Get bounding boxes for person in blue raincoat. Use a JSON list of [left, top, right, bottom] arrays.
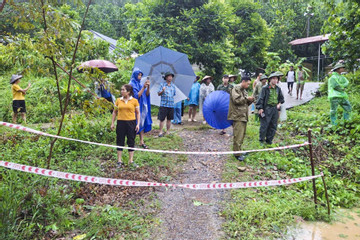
[[94, 78, 116, 113], [184, 76, 200, 122], [129, 69, 152, 149], [171, 101, 183, 125]]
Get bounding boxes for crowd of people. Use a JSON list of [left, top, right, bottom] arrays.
[[9, 62, 352, 167]]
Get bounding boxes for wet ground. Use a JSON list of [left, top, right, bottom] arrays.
[[150, 127, 233, 240], [279, 82, 322, 109], [287, 209, 360, 240]]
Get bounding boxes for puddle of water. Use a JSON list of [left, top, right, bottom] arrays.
[[287, 209, 360, 240]]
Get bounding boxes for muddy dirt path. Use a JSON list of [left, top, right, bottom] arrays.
[[150, 128, 232, 240]]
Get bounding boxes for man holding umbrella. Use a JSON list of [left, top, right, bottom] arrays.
[[158, 72, 176, 137], [228, 76, 254, 161]]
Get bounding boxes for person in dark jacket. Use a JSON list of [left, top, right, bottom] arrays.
[[256, 72, 285, 145]]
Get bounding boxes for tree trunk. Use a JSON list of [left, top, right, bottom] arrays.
[[46, 0, 93, 168], [0, 0, 7, 13]]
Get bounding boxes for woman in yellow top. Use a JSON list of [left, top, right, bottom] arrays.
[[111, 84, 140, 169], [10, 74, 31, 124]]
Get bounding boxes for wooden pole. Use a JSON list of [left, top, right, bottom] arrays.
[[307, 129, 318, 208], [319, 168, 331, 215]]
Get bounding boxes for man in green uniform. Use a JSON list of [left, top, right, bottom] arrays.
[[256, 73, 285, 145], [328, 63, 351, 125], [228, 76, 254, 161]]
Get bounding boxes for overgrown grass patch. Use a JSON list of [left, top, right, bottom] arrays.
[[1, 110, 185, 239], [222, 92, 359, 239]]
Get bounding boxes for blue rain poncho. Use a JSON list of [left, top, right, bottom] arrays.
[[129, 69, 152, 133], [184, 82, 200, 106]]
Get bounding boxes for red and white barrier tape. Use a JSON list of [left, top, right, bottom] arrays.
[[0, 161, 322, 190], [1, 122, 310, 155]]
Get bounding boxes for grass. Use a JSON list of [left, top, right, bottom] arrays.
[[1, 72, 359, 239], [221, 95, 359, 239], [0, 108, 186, 239]]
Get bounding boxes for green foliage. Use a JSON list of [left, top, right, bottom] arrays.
[[227, 0, 271, 72], [264, 52, 309, 78], [2, 1, 360, 239], [223, 187, 326, 239], [1, 75, 61, 123], [82, 3, 129, 39], [259, 0, 329, 61], [1, 2, 111, 78], [322, 0, 360, 69], [107, 57, 135, 90], [264, 52, 282, 74], [0, 35, 49, 76], [222, 74, 359, 238], [117, 0, 271, 81], [0, 110, 184, 239]]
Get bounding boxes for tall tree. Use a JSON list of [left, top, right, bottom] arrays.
[[258, 0, 328, 61], [118, 0, 270, 82], [81, 3, 129, 39], [227, 0, 271, 72], [322, 0, 360, 69]]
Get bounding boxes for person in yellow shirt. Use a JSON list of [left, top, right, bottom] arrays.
[[10, 74, 31, 124], [111, 84, 140, 169]]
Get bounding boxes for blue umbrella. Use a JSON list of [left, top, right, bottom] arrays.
[[134, 46, 196, 106], [203, 91, 233, 129]]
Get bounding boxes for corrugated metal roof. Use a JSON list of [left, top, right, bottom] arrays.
[[89, 30, 117, 52], [289, 34, 330, 46], [89, 30, 138, 58]]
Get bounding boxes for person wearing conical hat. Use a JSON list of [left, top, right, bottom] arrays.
[[274, 71, 284, 82], [10, 74, 31, 124], [328, 62, 352, 125], [229, 74, 238, 86], [199, 75, 215, 124], [256, 72, 285, 145]]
